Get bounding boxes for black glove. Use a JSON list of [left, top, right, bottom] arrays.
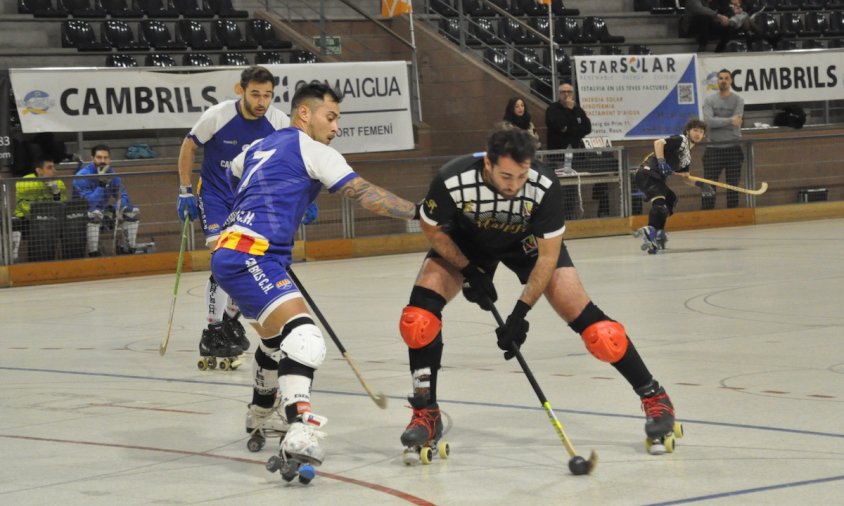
[[460, 263, 497, 311], [656, 158, 673, 177], [496, 300, 531, 360]]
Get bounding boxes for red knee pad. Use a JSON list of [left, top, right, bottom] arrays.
[[581, 320, 628, 363], [399, 306, 441, 350]]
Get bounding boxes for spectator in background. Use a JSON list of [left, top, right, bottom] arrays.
[[682, 0, 732, 52], [73, 144, 141, 256], [545, 82, 592, 220], [12, 156, 66, 262], [498, 97, 540, 147], [702, 69, 744, 210]]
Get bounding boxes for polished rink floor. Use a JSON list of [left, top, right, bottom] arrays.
[[2, 219, 843, 505]]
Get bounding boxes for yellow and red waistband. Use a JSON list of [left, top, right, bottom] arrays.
[[214, 230, 269, 256]]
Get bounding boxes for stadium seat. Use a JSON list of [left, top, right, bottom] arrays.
[[749, 39, 774, 51], [58, 0, 106, 17], [212, 19, 258, 49], [439, 17, 461, 42], [18, 0, 68, 17], [255, 51, 286, 64], [245, 19, 293, 49], [529, 16, 551, 38], [582, 17, 625, 43], [183, 53, 214, 66], [572, 45, 595, 56], [551, 0, 579, 16], [461, 0, 495, 16], [290, 49, 317, 63], [61, 20, 111, 50], [724, 39, 748, 51], [600, 45, 624, 55], [776, 0, 799, 10], [483, 47, 508, 74], [136, 0, 179, 18], [97, 0, 142, 17], [172, 0, 213, 18], [429, 0, 458, 17], [828, 11, 844, 36], [530, 77, 552, 99], [101, 20, 149, 51], [140, 20, 186, 50], [628, 43, 653, 54], [145, 53, 177, 67], [468, 17, 500, 45], [501, 0, 524, 16], [177, 19, 223, 50], [220, 52, 249, 66], [206, 0, 248, 18], [754, 12, 781, 41], [512, 47, 544, 77], [499, 17, 539, 44], [554, 16, 581, 44], [803, 10, 829, 37], [518, 0, 548, 16], [779, 12, 804, 37], [553, 48, 572, 77], [105, 53, 139, 67], [826, 0, 844, 9]]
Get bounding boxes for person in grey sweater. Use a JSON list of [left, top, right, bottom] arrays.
[[702, 69, 745, 209]]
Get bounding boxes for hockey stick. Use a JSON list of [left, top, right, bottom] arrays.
[[683, 174, 768, 196], [159, 215, 191, 356], [489, 303, 598, 475], [286, 268, 388, 409]]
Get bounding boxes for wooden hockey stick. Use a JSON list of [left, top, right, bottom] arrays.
[[287, 268, 388, 409], [490, 304, 598, 475], [683, 174, 768, 195], [159, 216, 191, 356]]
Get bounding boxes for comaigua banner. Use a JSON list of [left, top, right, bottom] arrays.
[[10, 61, 414, 154]]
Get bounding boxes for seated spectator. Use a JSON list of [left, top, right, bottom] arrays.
[[12, 156, 66, 262], [73, 144, 141, 256], [682, 0, 732, 52], [498, 96, 541, 147]]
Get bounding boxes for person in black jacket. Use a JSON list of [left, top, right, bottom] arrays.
[[545, 82, 591, 219]]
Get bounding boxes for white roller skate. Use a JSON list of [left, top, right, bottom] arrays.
[[246, 401, 289, 452], [265, 412, 327, 485], [655, 229, 668, 251], [634, 226, 660, 255]]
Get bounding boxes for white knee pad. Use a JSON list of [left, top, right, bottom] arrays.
[[280, 321, 326, 369]]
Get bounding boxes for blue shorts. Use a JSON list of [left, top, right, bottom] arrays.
[[198, 187, 232, 243], [210, 248, 301, 325]]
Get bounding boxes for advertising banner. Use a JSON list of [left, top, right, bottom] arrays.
[[698, 50, 844, 105], [10, 62, 414, 154], [575, 54, 702, 140]]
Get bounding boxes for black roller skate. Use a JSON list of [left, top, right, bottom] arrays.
[[197, 322, 243, 371], [400, 395, 449, 465], [634, 226, 661, 254], [636, 383, 683, 454], [266, 412, 326, 485], [246, 401, 289, 453], [222, 312, 250, 352]]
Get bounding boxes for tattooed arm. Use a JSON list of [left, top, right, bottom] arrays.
[[339, 176, 416, 220]]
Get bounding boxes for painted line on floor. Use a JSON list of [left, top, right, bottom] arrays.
[[644, 474, 844, 506]]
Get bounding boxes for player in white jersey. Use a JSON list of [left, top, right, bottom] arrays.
[[211, 83, 417, 479], [176, 66, 290, 365]]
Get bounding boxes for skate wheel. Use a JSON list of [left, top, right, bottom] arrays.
[[640, 243, 648, 251], [402, 448, 418, 466], [219, 359, 231, 371], [280, 464, 297, 482], [230, 358, 242, 370], [664, 434, 676, 453], [247, 435, 265, 453], [197, 358, 208, 371], [436, 440, 450, 459], [298, 464, 315, 484], [420, 446, 434, 465], [266, 455, 282, 473], [647, 247, 658, 255], [208, 357, 217, 369], [673, 422, 684, 438]]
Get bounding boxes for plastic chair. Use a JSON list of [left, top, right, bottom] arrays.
[[136, 0, 179, 18], [105, 53, 139, 67], [255, 51, 286, 64], [582, 16, 625, 43], [97, 0, 142, 17], [220, 52, 249, 66], [140, 20, 186, 50], [18, 0, 69, 17], [177, 19, 223, 50], [145, 53, 177, 67], [206, 0, 248, 18], [469, 17, 500, 45], [290, 50, 317, 64], [183, 53, 214, 67], [101, 20, 149, 51], [172, 0, 213, 18], [62, 20, 111, 50], [58, 0, 106, 17], [245, 19, 293, 49], [212, 19, 258, 49], [554, 16, 581, 44]]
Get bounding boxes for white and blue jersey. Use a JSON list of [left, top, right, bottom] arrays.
[[188, 99, 289, 238], [210, 127, 358, 323]]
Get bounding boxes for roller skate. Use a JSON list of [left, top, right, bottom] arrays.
[[222, 312, 250, 352], [636, 382, 683, 455], [266, 412, 327, 485], [634, 225, 660, 255], [246, 401, 289, 452], [197, 322, 243, 371], [654, 229, 668, 251], [400, 395, 449, 465]]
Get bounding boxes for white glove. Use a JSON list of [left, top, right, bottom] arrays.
[[45, 180, 61, 195]]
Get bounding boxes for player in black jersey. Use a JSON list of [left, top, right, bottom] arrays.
[[398, 129, 679, 456], [634, 119, 709, 254]]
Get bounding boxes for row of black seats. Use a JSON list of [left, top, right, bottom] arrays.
[[723, 37, 844, 50], [752, 10, 844, 38], [635, 0, 844, 13], [19, 0, 247, 19], [484, 44, 653, 79], [61, 18, 292, 52], [430, 0, 579, 18], [442, 15, 625, 46], [107, 49, 317, 67]]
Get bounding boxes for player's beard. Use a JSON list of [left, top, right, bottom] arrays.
[[243, 100, 266, 119]]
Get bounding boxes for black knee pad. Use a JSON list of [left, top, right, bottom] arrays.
[[652, 199, 669, 220], [255, 346, 279, 370], [568, 301, 610, 335], [409, 285, 446, 319], [279, 357, 315, 379]]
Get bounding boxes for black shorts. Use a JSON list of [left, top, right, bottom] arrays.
[[426, 234, 575, 284]]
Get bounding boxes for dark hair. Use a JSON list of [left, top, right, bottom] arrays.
[[502, 97, 531, 130], [486, 129, 536, 166], [33, 156, 54, 169], [683, 118, 707, 135], [718, 68, 732, 77], [291, 83, 342, 111], [240, 65, 275, 90], [90, 144, 110, 156]]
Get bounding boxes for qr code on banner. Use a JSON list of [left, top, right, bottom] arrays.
[[677, 83, 694, 104]]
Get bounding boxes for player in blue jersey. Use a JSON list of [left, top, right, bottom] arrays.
[[397, 129, 681, 459], [176, 66, 290, 367], [211, 83, 417, 476]]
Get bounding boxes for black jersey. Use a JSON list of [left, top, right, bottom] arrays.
[[419, 153, 565, 254], [642, 135, 692, 175]]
